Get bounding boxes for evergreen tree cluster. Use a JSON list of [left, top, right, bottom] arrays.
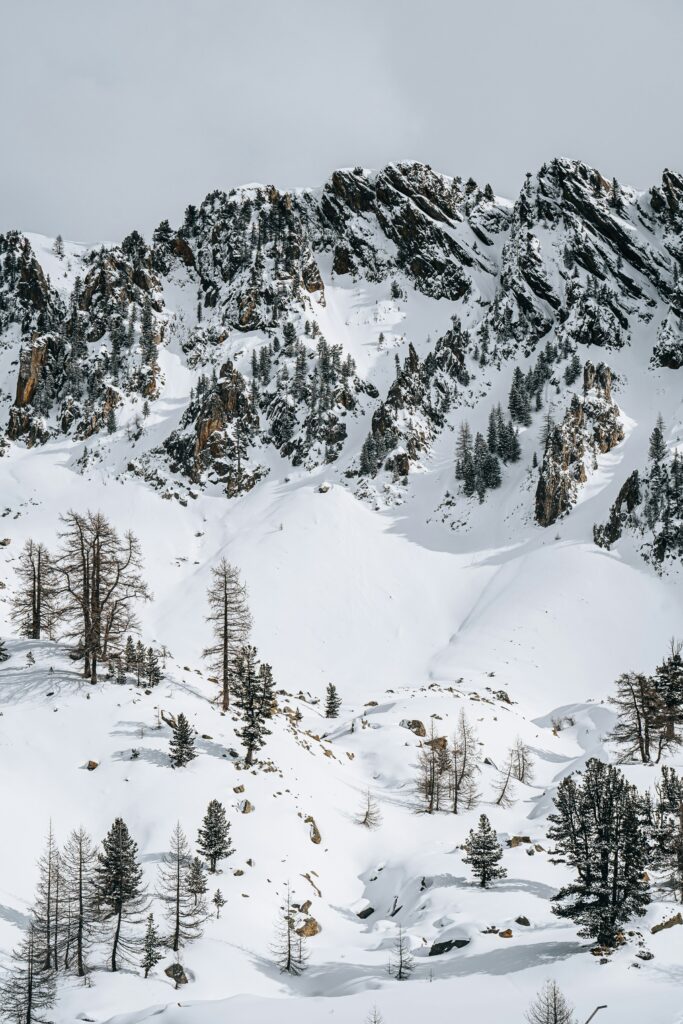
[[123, 635, 162, 686], [652, 265, 683, 369], [454, 405, 522, 502], [507, 339, 570, 426], [7, 228, 162, 446], [561, 270, 628, 350], [549, 758, 649, 946], [246, 329, 363, 466], [608, 641, 683, 763], [594, 416, 683, 566], [233, 645, 276, 767], [359, 320, 470, 479], [0, 801, 235, 1008], [0, 231, 63, 339]]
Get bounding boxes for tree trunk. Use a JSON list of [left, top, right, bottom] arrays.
[[222, 583, 230, 711], [76, 854, 85, 977], [173, 860, 181, 952], [111, 906, 122, 972]]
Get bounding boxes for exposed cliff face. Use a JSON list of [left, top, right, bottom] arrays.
[[535, 361, 624, 527], [310, 163, 507, 298]]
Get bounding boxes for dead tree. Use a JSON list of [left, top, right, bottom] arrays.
[[356, 790, 382, 829]]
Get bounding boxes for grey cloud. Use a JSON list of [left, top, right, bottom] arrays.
[[2, 0, 681, 242]]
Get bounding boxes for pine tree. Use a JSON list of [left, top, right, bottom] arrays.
[[145, 646, 161, 686], [653, 640, 683, 744], [356, 790, 382, 829], [548, 758, 649, 946], [455, 421, 473, 479], [95, 817, 148, 971], [366, 1008, 384, 1024], [186, 856, 209, 910], [234, 646, 275, 766], [156, 823, 205, 952], [325, 683, 342, 719], [525, 979, 576, 1024], [272, 884, 308, 975], [53, 234, 64, 257], [0, 923, 56, 1024], [203, 558, 252, 711], [463, 814, 506, 888], [169, 713, 197, 768], [10, 540, 60, 640], [61, 827, 97, 976], [135, 639, 145, 684], [141, 914, 163, 978], [0, 637, 9, 663], [388, 925, 415, 980], [609, 177, 625, 214], [124, 635, 136, 674], [212, 889, 226, 918], [197, 800, 233, 873], [651, 766, 683, 901], [649, 414, 667, 463]]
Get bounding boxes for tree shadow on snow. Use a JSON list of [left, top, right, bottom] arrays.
[[0, 904, 31, 930], [111, 746, 170, 768]]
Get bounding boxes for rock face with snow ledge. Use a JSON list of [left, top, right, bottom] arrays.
[[0, 156, 682, 528], [535, 361, 624, 527]]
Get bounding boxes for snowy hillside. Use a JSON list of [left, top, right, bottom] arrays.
[[1, 158, 683, 1023]]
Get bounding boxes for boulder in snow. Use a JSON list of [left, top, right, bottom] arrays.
[[400, 719, 426, 737]]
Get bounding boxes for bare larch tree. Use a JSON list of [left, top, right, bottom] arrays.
[[10, 539, 60, 640], [55, 511, 150, 684], [203, 557, 251, 710]]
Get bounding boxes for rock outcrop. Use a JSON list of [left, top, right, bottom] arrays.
[[535, 361, 624, 527]]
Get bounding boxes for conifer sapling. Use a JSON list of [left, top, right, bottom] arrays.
[[169, 713, 197, 768], [463, 814, 507, 888], [197, 799, 233, 873]]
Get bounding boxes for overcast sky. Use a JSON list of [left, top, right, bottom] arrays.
[[2, 0, 681, 243]]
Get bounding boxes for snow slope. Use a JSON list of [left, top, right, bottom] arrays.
[[1, 160, 683, 1023]]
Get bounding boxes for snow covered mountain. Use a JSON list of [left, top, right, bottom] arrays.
[[1, 157, 683, 1024]]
